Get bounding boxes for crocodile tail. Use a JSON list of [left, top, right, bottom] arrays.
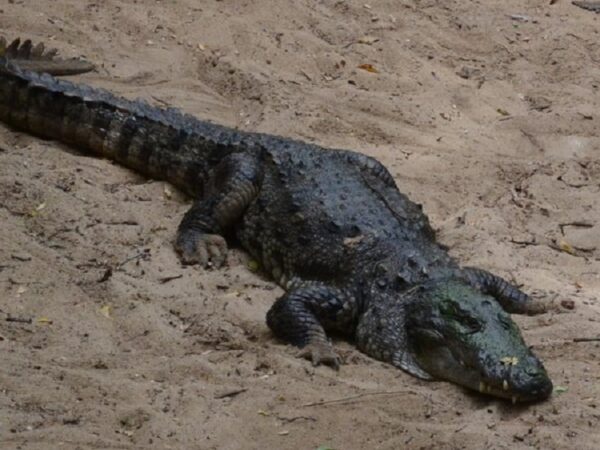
[[0, 57, 249, 196], [0, 36, 95, 76]]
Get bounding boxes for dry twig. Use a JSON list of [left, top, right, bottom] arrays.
[[302, 389, 415, 407], [573, 337, 600, 343]]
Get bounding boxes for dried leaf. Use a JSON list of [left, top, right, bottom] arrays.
[[559, 239, 575, 255], [247, 260, 260, 272], [358, 35, 379, 45], [99, 305, 112, 318], [561, 299, 575, 310], [222, 290, 242, 298], [37, 317, 53, 324], [358, 63, 379, 73], [30, 201, 47, 217], [554, 385, 568, 394], [257, 409, 271, 417]]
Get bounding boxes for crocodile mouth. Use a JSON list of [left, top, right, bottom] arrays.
[[478, 379, 519, 402], [454, 358, 553, 403], [407, 328, 553, 402], [475, 376, 553, 403], [404, 279, 553, 403]]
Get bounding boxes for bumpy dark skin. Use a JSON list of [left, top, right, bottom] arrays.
[[0, 48, 552, 402]]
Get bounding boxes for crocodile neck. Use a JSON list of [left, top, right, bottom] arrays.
[[348, 238, 462, 312]]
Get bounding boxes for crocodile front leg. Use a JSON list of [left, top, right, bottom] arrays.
[[463, 267, 546, 315], [356, 301, 434, 380], [176, 151, 262, 267], [266, 284, 358, 369]]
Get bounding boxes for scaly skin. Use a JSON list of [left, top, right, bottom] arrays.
[[572, 1, 600, 13], [0, 50, 552, 402]]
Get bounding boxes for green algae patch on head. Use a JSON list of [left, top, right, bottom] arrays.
[[404, 279, 552, 402]]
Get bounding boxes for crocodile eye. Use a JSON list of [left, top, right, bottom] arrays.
[[440, 302, 481, 333], [447, 309, 480, 333], [497, 313, 514, 331], [459, 316, 482, 334]]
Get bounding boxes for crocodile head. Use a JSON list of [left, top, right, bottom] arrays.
[[401, 279, 552, 402]]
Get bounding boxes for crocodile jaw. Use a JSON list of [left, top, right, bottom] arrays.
[[403, 279, 553, 402]]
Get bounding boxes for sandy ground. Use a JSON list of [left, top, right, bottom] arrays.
[[1, 1, 600, 449]]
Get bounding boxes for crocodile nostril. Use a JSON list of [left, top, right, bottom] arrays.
[[524, 361, 545, 375], [534, 377, 553, 399], [518, 372, 553, 399], [526, 368, 542, 377]]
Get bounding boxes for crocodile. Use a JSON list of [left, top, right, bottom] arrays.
[[0, 41, 553, 403]]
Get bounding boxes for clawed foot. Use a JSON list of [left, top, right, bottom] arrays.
[[175, 232, 228, 268], [297, 341, 341, 370]]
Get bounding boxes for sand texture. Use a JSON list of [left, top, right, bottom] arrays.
[[1, 1, 599, 449]]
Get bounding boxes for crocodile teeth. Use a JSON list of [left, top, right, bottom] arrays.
[[503, 380, 509, 391], [479, 381, 486, 393], [512, 395, 518, 405]]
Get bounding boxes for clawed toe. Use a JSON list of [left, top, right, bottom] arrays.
[[175, 232, 228, 268], [297, 342, 341, 370]]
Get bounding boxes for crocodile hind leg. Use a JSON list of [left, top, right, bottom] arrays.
[[176, 151, 262, 267], [266, 285, 357, 369], [463, 267, 547, 315]]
